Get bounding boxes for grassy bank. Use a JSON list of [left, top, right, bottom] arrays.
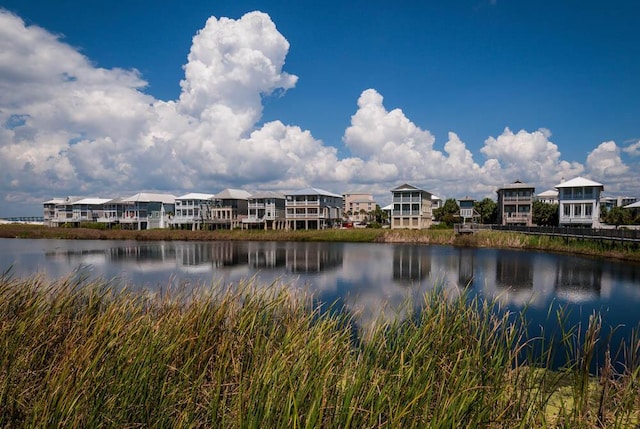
[[2, 224, 640, 261], [1, 275, 638, 427]]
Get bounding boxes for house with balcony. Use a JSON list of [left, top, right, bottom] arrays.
[[390, 184, 433, 229], [556, 177, 603, 228], [43, 198, 65, 227], [458, 197, 479, 224], [43, 196, 84, 227], [497, 181, 535, 226], [600, 195, 637, 211], [97, 197, 126, 228], [343, 192, 376, 224], [285, 188, 344, 230], [120, 192, 176, 230], [243, 191, 286, 230], [207, 189, 251, 230], [171, 193, 215, 230], [70, 198, 112, 226]]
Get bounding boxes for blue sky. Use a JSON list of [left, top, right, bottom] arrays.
[[0, 0, 639, 216]]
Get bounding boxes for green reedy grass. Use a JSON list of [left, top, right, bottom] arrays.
[[1, 275, 639, 427]]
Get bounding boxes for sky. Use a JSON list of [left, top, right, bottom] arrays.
[[0, 0, 639, 217]]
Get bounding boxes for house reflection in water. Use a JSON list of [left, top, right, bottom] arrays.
[[495, 253, 533, 291], [174, 242, 249, 267], [458, 247, 474, 287], [107, 244, 176, 263], [247, 242, 286, 269], [392, 245, 431, 284], [555, 258, 602, 299], [285, 242, 343, 273]]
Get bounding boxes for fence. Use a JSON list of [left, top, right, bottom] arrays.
[[455, 224, 640, 243]]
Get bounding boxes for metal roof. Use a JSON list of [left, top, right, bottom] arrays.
[[72, 198, 112, 205], [214, 189, 252, 200], [555, 176, 604, 188], [286, 187, 342, 198], [249, 191, 286, 199], [122, 193, 177, 204], [391, 183, 425, 192], [537, 189, 559, 197], [176, 192, 215, 200], [498, 180, 534, 190]]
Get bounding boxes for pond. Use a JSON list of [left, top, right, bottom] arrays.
[[2, 238, 640, 368]]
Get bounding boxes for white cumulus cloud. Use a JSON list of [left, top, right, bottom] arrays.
[[0, 8, 637, 216]]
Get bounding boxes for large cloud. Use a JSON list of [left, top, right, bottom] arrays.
[[0, 9, 636, 216]]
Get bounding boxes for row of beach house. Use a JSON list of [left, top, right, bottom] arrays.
[[42, 177, 637, 231]]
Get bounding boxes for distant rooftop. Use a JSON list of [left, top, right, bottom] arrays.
[[286, 187, 342, 198], [555, 176, 604, 189]]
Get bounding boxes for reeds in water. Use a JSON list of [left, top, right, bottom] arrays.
[[0, 274, 638, 427]]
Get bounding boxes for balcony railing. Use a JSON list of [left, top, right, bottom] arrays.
[[392, 211, 430, 217], [392, 197, 422, 203], [502, 196, 532, 202], [286, 213, 327, 219], [286, 201, 320, 206]]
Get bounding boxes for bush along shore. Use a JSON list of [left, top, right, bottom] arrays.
[[0, 274, 639, 427], [2, 224, 640, 262]]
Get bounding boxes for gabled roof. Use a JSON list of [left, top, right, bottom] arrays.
[[72, 198, 112, 205], [286, 187, 342, 198], [176, 192, 215, 200], [123, 192, 177, 204], [214, 189, 251, 200], [555, 176, 604, 189], [391, 183, 424, 192], [249, 191, 286, 199]]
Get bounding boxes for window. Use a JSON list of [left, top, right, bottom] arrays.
[[563, 204, 570, 217], [574, 204, 582, 217], [585, 204, 593, 217]]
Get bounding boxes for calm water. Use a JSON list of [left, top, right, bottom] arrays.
[[2, 238, 640, 365]]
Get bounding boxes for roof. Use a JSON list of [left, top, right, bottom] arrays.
[[382, 204, 394, 210], [555, 176, 604, 189], [286, 187, 342, 198], [214, 189, 251, 200], [391, 183, 426, 192], [349, 198, 376, 204], [72, 198, 112, 205], [498, 180, 534, 190], [249, 191, 286, 199], [176, 192, 215, 200], [624, 201, 640, 209], [537, 189, 559, 197], [122, 192, 177, 204], [43, 198, 66, 204]]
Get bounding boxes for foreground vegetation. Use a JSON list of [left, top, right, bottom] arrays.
[[1, 275, 639, 427], [2, 224, 640, 262]]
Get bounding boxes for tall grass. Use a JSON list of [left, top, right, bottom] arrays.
[[1, 274, 639, 427]]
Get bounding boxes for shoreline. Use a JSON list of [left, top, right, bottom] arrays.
[[1, 223, 639, 262]]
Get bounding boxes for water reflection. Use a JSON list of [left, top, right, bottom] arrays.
[[30, 241, 637, 308], [495, 252, 533, 291], [554, 258, 602, 301], [3, 239, 640, 329], [392, 245, 430, 284]]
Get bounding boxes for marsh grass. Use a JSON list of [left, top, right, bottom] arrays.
[[1, 274, 639, 427]]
